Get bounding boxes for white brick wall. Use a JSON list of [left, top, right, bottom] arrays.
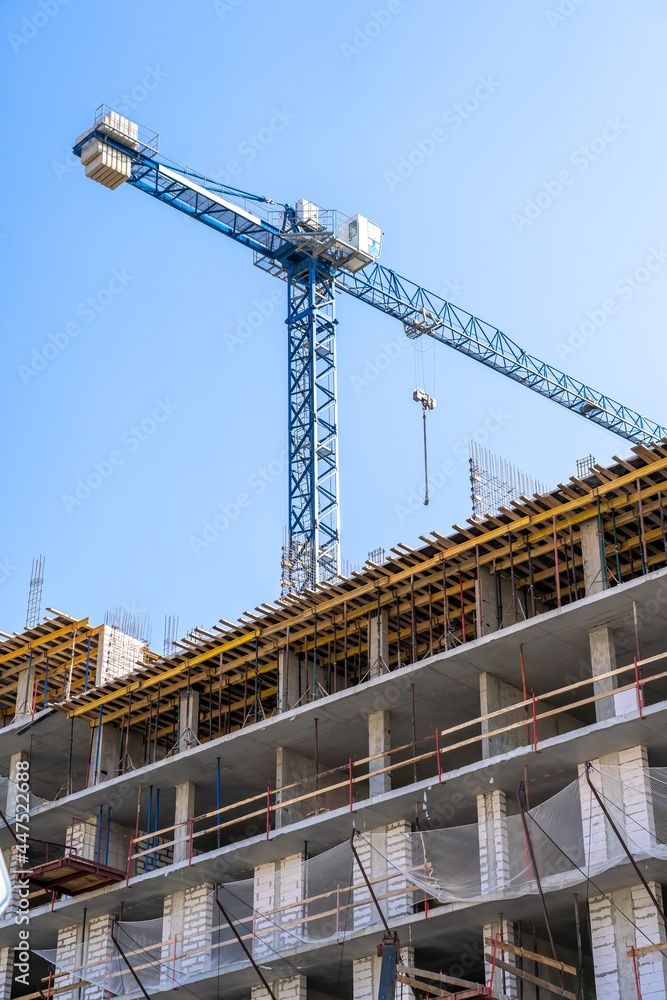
[[633, 883, 667, 1000], [619, 745, 655, 854], [590, 882, 667, 1000], [181, 882, 215, 978], [579, 745, 656, 870], [386, 820, 413, 921], [254, 861, 277, 961], [252, 973, 307, 1000], [160, 882, 215, 985], [483, 918, 517, 998], [353, 946, 415, 1000], [353, 832, 374, 930], [0, 947, 14, 1000], [83, 915, 114, 1000], [477, 790, 509, 894], [56, 923, 82, 1000], [279, 853, 305, 951]]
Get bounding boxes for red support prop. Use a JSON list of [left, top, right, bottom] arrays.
[[125, 836, 133, 886], [487, 932, 500, 990], [552, 516, 561, 607], [266, 783, 271, 840], [435, 727, 442, 784], [459, 572, 466, 642], [520, 644, 530, 745], [631, 945, 642, 999], [532, 688, 540, 753], [349, 757, 355, 813], [634, 657, 645, 720], [188, 814, 194, 865], [31, 679, 39, 721]]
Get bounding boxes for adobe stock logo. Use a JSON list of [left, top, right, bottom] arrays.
[[61, 399, 178, 514]]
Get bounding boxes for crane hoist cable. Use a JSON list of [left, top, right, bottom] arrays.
[[413, 388, 435, 505]]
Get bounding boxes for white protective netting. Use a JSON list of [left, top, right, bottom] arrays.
[[34, 765, 667, 996]]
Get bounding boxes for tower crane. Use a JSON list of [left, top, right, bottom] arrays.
[[73, 107, 667, 595]]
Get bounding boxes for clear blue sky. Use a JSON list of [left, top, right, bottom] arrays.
[[2, 0, 666, 644]]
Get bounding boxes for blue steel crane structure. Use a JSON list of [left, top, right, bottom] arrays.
[[73, 108, 667, 595]]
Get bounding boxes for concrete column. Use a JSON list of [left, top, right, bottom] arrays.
[[83, 915, 115, 1000], [0, 948, 14, 1000], [479, 673, 525, 758], [173, 781, 195, 864], [353, 946, 415, 1000], [589, 626, 618, 722], [56, 923, 83, 1000], [15, 664, 36, 722], [581, 517, 605, 595], [480, 672, 579, 758], [368, 608, 389, 677], [276, 747, 315, 827], [252, 975, 307, 1000], [475, 565, 499, 636], [477, 790, 509, 894], [476, 566, 525, 634], [483, 918, 516, 997], [368, 710, 391, 797], [89, 722, 123, 785], [7, 750, 28, 820], [277, 649, 301, 712], [178, 687, 200, 750], [590, 882, 667, 999]]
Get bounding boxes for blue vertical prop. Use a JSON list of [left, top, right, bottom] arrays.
[[105, 808, 111, 866], [84, 635, 91, 692], [152, 789, 160, 870], [216, 758, 221, 850]]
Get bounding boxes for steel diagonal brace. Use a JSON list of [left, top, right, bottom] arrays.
[[584, 761, 667, 929], [349, 829, 392, 936], [110, 922, 151, 1000], [517, 782, 564, 992], [214, 886, 278, 1000]]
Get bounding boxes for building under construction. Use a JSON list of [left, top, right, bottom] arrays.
[[3, 441, 667, 999]]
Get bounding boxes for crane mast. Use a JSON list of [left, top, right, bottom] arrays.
[[73, 106, 667, 595]]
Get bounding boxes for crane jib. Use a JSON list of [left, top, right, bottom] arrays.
[[73, 108, 667, 592]]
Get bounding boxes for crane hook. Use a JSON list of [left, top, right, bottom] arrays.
[[413, 388, 436, 506]]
